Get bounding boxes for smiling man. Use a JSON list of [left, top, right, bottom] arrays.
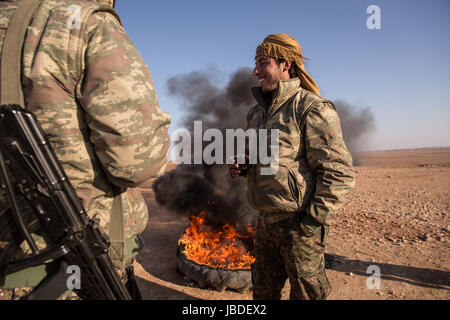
[[230, 33, 355, 300], [254, 55, 289, 92]]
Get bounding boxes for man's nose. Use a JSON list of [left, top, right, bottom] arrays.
[[253, 67, 259, 76]]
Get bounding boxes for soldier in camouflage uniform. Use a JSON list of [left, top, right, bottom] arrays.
[[0, 0, 170, 297], [230, 33, 355, 300]]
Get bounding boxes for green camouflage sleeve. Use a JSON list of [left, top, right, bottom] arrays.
[[78, 11, 171, 187], [302, 102, 355, 232]]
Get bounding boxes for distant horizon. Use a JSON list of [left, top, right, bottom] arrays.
[[115, 0, 450, 151], [165, 145, 450, 164], [356, 145, 450, 153]]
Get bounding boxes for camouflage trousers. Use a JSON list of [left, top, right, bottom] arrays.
[[251, 215, 332, 300]]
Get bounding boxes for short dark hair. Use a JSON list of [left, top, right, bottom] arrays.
[[276, 58, 297, 78]]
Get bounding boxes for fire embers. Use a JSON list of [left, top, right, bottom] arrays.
[[179, 211, 255, 270], [177, 211, 256, 292], [153, 163, 258, 292]]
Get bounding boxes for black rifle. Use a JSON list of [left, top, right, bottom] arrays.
[[0, 104, 133, 300]]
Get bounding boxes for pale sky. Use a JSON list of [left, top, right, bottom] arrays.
[[115, 0, 450, 151]]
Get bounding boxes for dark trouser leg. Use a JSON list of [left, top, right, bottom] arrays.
[[280, 221, 332, 300], [251, 221, 287, 300]]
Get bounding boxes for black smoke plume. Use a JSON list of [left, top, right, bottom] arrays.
[[167, 67, 257, 131], [153, 68, 259, 230], [333, 100, 376, 164], [152, 67, 375, 227]]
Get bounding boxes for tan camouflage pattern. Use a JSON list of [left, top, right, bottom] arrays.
[[252, 217, 331, 300], [0, 0, 171, 240], [246, 78, 355, 233], [252, 215, 332, 300], [246, 77, 354, 300]]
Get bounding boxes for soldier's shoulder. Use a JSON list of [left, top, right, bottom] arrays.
[[42, 0, 117, 22], [0, 0, 102, 22], [45, 0, 102, 9], [300, 89, 335, 112], [299, 88, 328, 105]]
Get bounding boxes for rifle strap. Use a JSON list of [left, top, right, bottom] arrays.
[[109, 192, 126, 270], [0, 0, 42, 107]]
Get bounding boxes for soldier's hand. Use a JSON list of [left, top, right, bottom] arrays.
[[229, 156, 248, 179], [229, 163, 242, 179]]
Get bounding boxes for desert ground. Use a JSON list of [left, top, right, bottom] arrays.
[[134, 147, 450, 300], [0, 147, 448, 301]]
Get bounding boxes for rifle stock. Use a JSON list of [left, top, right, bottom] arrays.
[[0, 104, 132, 300]]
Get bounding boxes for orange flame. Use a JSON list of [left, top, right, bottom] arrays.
[[178, 211, 256, 270]]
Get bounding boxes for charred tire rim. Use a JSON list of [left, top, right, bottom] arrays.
[[177, 244, 252, 293]]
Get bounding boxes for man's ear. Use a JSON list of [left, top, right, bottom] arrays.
[[282, 61, 292, 73]]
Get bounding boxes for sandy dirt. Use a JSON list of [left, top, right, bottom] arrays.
[[1, 148, 448, 301], [134, 147, 450, 300]]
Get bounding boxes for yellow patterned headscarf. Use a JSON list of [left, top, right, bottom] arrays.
[[256, 33, 320, 95]]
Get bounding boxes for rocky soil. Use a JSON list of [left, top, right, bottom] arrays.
[[1, 148, 448, 300], [133, 147, 450, 300]]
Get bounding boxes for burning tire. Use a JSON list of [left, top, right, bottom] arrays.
[[176, 212, 255, 293], [177, 244, 252, 293]]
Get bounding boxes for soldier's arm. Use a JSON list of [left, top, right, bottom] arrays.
[[77, 12, 171, 188], [301, 102, 355, 235]]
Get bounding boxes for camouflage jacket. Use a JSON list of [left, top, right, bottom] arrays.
[[0, 0, 171, 240], [246, 78, 354, 233]]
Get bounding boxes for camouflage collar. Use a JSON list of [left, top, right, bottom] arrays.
[[252, 78, 302, 115]]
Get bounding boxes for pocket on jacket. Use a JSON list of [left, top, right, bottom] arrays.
[[249, 166, 301, 213]]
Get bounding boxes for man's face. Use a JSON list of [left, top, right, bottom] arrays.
[[253, 56, 289, 92]]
